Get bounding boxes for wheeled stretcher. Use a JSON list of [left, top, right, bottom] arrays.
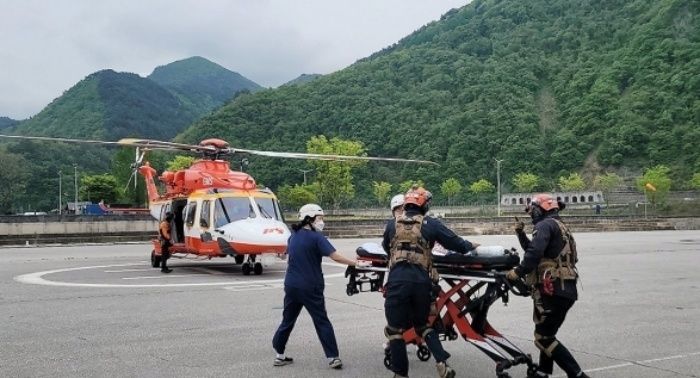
[[345, 243, 537, 377]]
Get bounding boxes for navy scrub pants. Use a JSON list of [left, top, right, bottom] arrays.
[[272, 285, 339, 358]]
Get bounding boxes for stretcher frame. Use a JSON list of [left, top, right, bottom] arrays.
[[345, 249, 538, 378]]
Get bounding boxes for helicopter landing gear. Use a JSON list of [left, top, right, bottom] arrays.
[[242, 256, 263, 275], [150, 250, 161, 268]]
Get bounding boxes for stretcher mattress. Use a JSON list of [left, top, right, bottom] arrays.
[[356, 243, 519, 271]]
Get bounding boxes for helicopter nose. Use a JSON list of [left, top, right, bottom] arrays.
[[216, 218, 291, 246]]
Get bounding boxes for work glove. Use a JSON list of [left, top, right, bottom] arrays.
[[514, 216, 525, 233], [506, 269, 520, 281]]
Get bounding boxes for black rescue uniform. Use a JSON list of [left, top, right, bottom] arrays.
[[382, 209, 474, 377], [513, 213, 584, 377]]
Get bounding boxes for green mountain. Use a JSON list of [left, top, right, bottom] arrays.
[[148, 56, 262, 118], [0, 117, 18, 130], [282, 74, 323, 86], [11, 69, 194, 140], [179, 0, 699, 204]]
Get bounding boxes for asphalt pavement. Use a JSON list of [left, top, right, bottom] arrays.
[[1, 230, 699, 377]]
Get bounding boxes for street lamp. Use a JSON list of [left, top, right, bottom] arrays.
[[74, 164, 79, 215], [58, 170, 62, 215], [495, 159, 503, 217], [300, 169, 313, 185]]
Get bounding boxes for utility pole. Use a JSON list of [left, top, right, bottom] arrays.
[[495, 159, 503, 217], [300, 169, 313, 185], [58, 170, 62, 215], [74, 164, 79, 215]]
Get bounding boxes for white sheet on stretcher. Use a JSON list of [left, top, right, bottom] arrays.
[[359, 242, 508, 258]]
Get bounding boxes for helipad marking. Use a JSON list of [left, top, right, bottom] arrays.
[[14, 262, 345, 288]]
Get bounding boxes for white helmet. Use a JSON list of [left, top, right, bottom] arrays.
[[298, 203, 324, 220], [390, 194, 405, 211]]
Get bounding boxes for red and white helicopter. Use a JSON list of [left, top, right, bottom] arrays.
[[0, 134, 434, 274]]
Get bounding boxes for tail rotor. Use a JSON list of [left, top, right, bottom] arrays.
[[125, 147, 146, 191]]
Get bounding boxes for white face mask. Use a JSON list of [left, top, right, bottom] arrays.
[[313, 220, 325, 232]]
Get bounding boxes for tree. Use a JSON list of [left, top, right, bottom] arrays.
[[166, 156, 196, 171], [636, 165, 672, 205], [441, 178, 463, 205], [80, 174, 121, 204], [558, 172, 586, 191], [398, 179, 426, 193], [512, 173, 540, 193], [276, 184, 318, 211], [0, 150, 30, 214], [372, 181, 392, 206], [307, 135, 366, 209], [593, 172, 623, 204], [469, 178, 495, 204], [690, 173, 700, 190]]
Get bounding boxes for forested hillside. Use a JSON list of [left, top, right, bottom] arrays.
[[0, 117, 18, 129], [10, 70, 194, 140], [0, 57, 263, 212], [179, 0, 699, 203], [282, 74, 323, 86], [148, 56, 262, 119]]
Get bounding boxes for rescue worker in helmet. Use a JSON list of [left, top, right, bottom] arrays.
[[159, 212, 174, 273], [390, 194, 405, 219], [506, 194, 589, 378], [382, 186, 479, 378]]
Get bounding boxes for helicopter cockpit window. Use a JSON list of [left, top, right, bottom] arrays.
[[214, 197, 255, 228], [185, 201, 197, 227], [255, 198, 281, 220], [200, 200, 211, 228]]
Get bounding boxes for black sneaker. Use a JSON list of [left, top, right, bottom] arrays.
[[273, 357, 293, 366], [161, 268, 173, 273], [329, 358, 343, 369]]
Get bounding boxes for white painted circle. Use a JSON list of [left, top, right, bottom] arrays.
[[14, 262, 346, 288]]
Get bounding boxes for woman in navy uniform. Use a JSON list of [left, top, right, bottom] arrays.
[[272, 204, 359, 370]]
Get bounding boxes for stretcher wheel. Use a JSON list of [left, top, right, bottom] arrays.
[[417, 345, 431, 361], [254, 262, 263, 275]]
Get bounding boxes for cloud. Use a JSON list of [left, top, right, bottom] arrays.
[[0, 0, 466, 119]]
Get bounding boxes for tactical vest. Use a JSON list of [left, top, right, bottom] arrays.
[[389, 215, 438, 281], [525, 219, 578, 288]]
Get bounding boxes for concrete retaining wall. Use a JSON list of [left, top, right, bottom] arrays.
[[0, 215, 696, 246]]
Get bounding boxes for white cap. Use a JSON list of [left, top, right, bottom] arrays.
[[390, 194, 405, 211], [298, 203, 324, 220]]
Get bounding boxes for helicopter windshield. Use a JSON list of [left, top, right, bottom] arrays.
[[214, 197, 255, 228], [255, 197, 282, 220]]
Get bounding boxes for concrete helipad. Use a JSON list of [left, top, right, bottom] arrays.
[[1, 231, 699, 377]]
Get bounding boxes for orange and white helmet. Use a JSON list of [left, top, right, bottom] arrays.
[[527, 193, 559, 213], [404, 186, 432, 209]]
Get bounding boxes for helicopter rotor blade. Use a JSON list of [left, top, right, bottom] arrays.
[[117, 138, 216, 153], [227, 148, 439, 165], [0, 134, 123, 146]]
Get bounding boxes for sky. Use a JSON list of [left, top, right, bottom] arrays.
[[0, 0, 467, 120]]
